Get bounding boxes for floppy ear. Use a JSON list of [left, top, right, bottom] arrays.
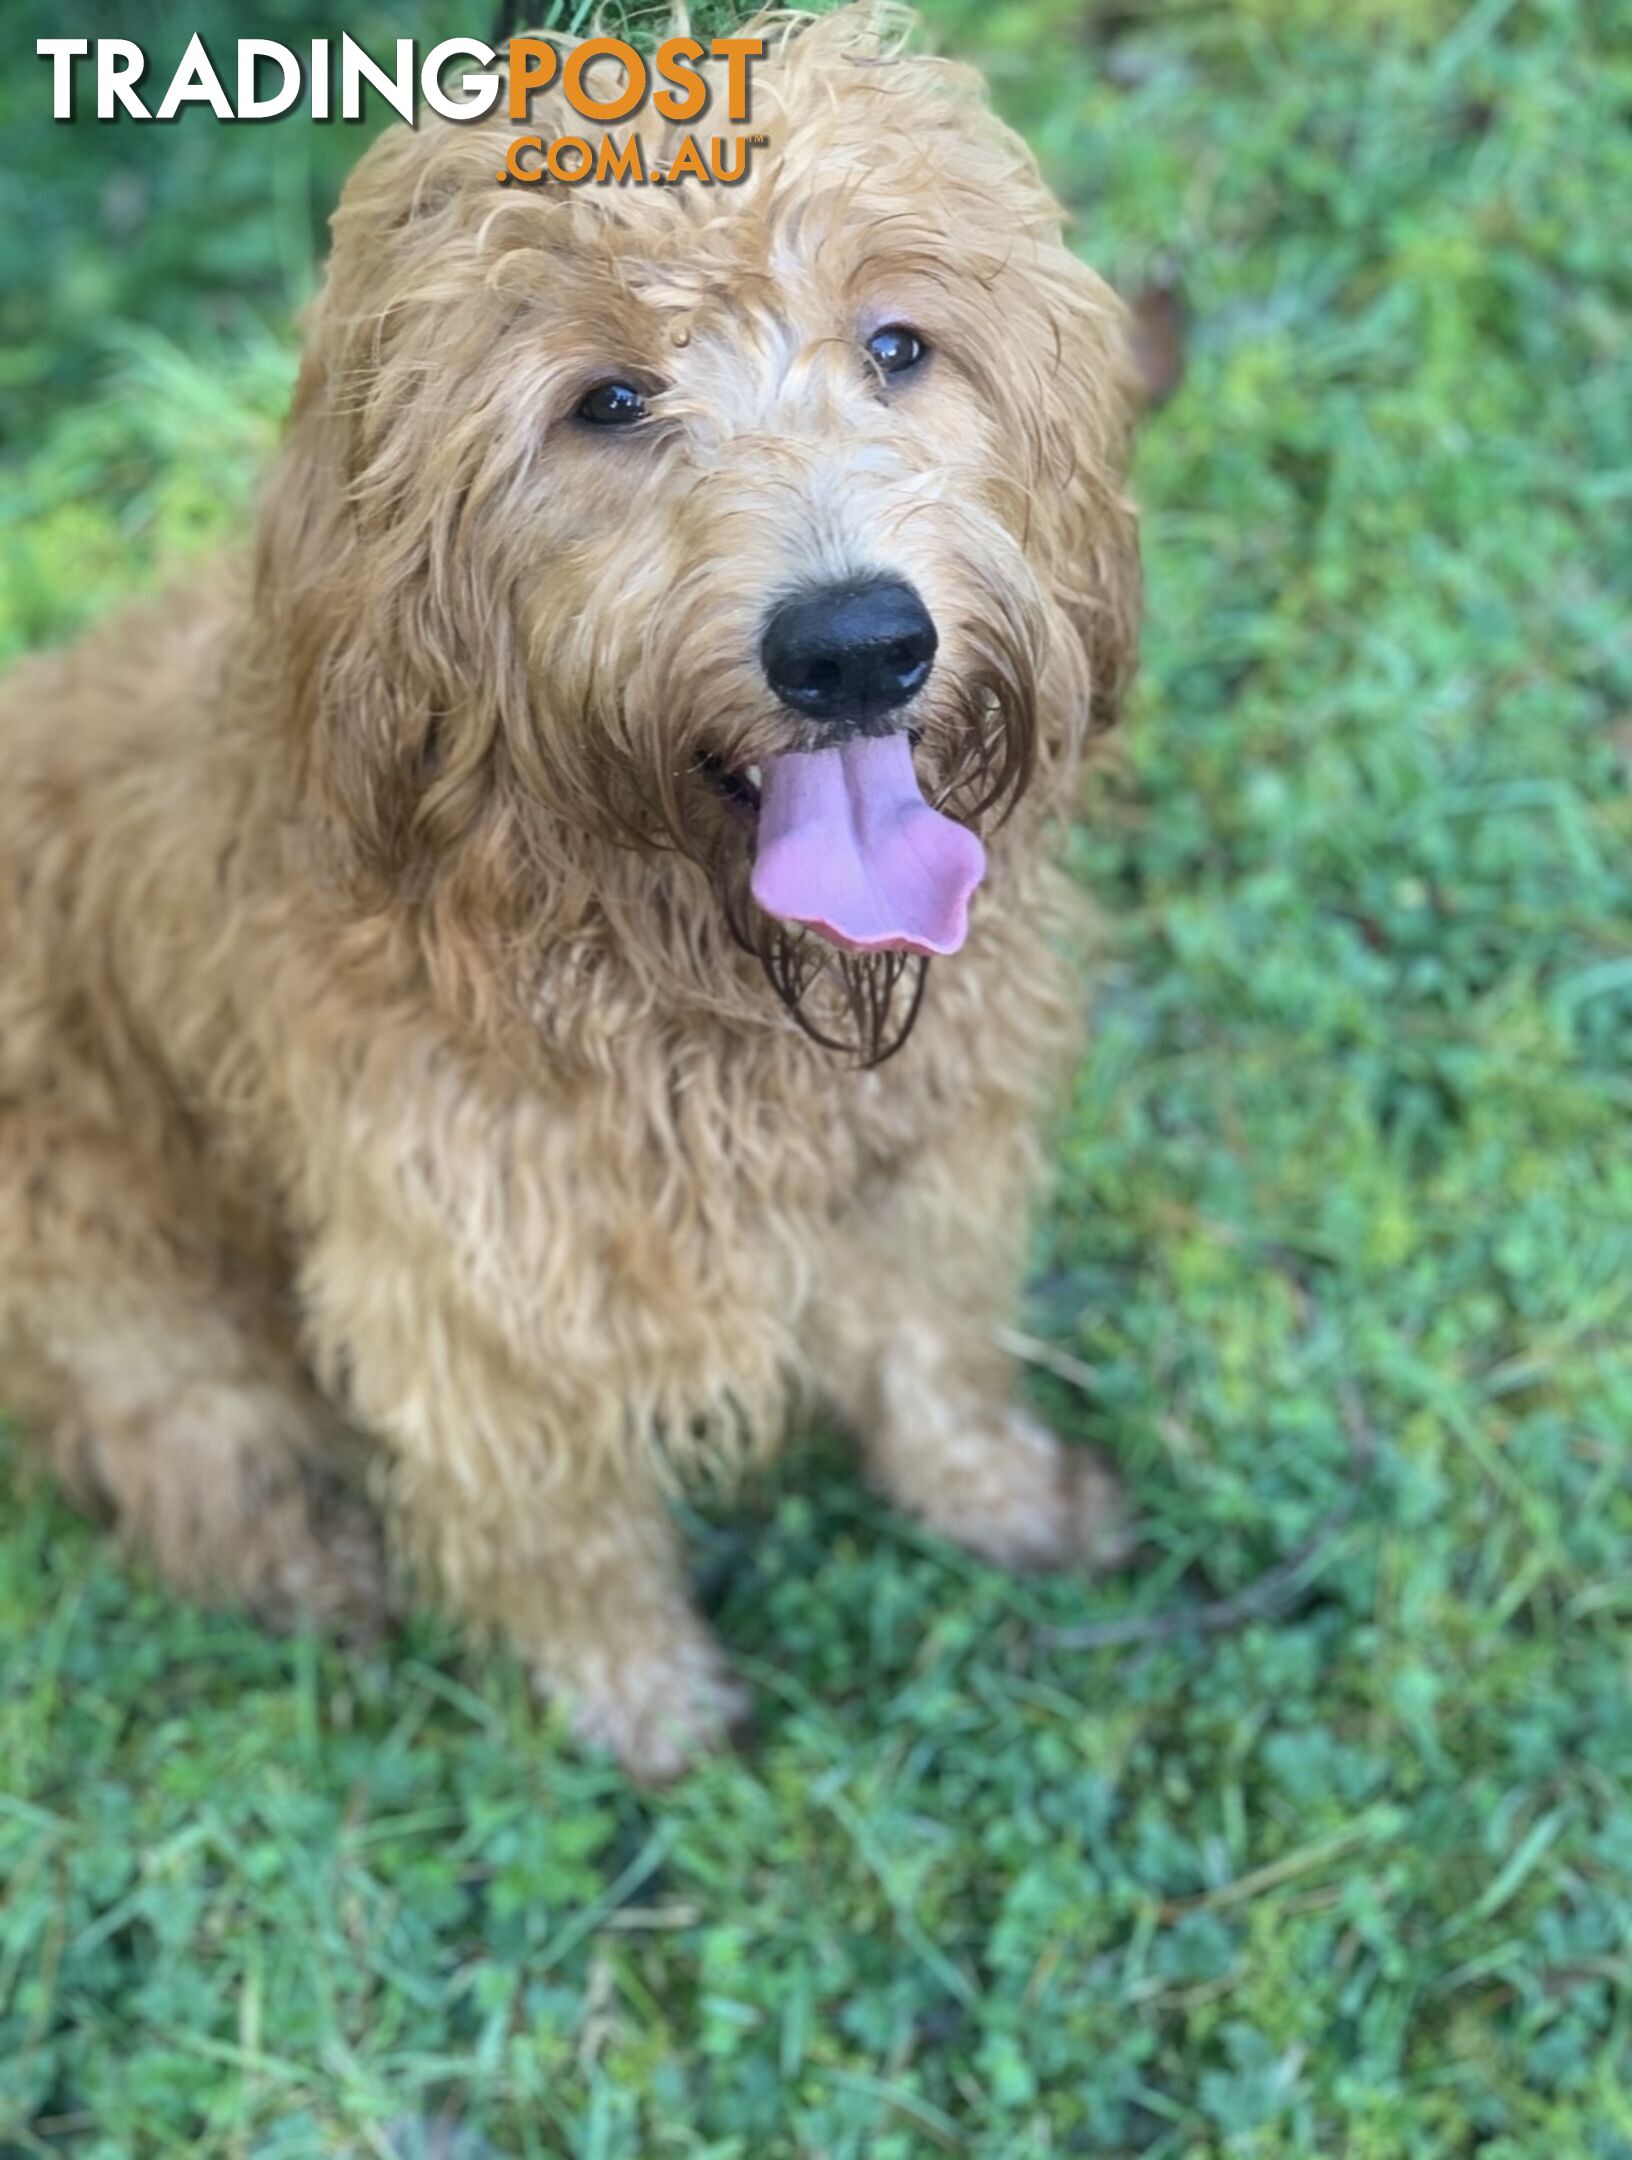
[[1028, 251, 1143, 748], [251, 120, 531, 894], [253, 328, 445, 889]]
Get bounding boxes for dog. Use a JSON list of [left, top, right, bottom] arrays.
[[0, 5, 1139, 1779]]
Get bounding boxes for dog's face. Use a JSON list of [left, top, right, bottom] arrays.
[[265, 7, 1139, 1057]]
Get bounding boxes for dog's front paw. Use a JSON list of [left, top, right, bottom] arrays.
[[544, 1626, 751, 1785], [899, 1406, 1131, 1575]]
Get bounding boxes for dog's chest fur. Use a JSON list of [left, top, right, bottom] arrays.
[[0, 580, 1080, 1457]]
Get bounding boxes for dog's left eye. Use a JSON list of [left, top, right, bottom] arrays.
[[865, 325, 928, 378], [577, 381, 648, 427]]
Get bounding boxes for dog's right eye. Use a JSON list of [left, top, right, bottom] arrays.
[[865, 325, 928, 378], [577, 381, 648, 427]]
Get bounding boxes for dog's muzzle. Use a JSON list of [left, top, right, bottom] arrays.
[[760, 578, 938, 734], [745, 577, 984, 959]]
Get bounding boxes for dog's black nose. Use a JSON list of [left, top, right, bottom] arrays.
[[761, 579, 937, 727]]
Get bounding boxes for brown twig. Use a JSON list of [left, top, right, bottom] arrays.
[[995, 1324, 1105, 1394], [1033, 1382, 1377, 1652]]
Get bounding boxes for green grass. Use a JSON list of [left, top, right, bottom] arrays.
[[4, 0, 1632, 2152]]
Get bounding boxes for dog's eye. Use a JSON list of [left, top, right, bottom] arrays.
[[577, 380, 648, 427], [865, 325, 928, 378]]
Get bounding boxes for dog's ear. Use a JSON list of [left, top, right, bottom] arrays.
[[1029, 258, 1143, 746], [254, 279, 503, 893], [253, 397, 437, 885], [252, 120, 544, 894], [946, 218, 1141, 759]]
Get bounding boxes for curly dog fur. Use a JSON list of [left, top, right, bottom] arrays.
[[0, 5, 1139, 1778]]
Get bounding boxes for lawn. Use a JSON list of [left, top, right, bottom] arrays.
[[3, 0, 1631, 2153]]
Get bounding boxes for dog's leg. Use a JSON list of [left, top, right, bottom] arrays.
[[0, 1110, 389, 1632], [299, 1234, 747, 1781], [401, 1454, 747, 1784], [812, 1104, 1126, 1573]]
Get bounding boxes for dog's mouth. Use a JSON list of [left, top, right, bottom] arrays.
[[695, 731, 986, 959], [698, 750, 764, 819]]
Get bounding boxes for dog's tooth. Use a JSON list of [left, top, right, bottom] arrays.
[[746, 764, 763, 790]]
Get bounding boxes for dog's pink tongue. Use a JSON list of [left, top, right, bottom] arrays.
[[750, 733, 985, 957]]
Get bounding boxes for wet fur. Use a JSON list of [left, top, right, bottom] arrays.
[[0, 5, 1139, 1777]]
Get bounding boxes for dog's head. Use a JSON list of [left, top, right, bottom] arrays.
[[259, 4, 1139, 1060]]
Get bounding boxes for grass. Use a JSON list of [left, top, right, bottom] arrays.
[[3, 0, 1632, 2152]]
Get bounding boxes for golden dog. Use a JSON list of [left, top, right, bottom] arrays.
[[0, 6, 1139, 1778]]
